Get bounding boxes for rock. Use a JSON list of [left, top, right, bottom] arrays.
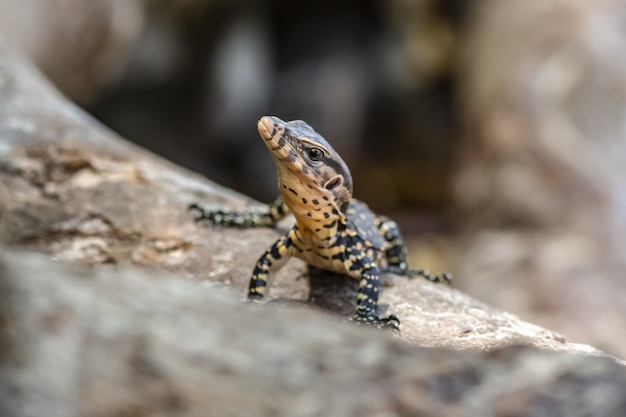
[[454, 0, 626, 358], [0, 36, 608, 355], [0, 23, 625, 417], [2, 249, 626, 417]]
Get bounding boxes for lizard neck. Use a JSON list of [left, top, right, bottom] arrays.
[[279, 183, 346, 245], [292, 214, 346, 248]]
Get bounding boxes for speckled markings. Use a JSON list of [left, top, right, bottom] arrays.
[[190, 116, 450, 330]]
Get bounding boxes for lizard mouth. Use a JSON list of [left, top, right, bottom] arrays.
[[257, 116, 275, 141]]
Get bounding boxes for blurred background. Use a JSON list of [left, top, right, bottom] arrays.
[[2, 0, 626, 358]]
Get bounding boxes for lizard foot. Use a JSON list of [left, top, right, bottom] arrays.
[[188, 203, 213, 222], [350, 313, 400, 332]]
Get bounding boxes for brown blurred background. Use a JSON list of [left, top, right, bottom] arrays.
[[2, 0, 626, 358]]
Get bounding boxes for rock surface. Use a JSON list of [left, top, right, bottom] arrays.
[[0, 30, 625, 416], [0, 38, 602, 354], [2, 249, 626, 417]]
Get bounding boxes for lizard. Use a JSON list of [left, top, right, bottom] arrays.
[[189, 116, 451, 330]]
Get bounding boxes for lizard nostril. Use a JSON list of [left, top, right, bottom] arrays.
[[324, 176, 342, 190]]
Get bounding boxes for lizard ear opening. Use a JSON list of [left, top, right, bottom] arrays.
[[324, 176, 342, 190]]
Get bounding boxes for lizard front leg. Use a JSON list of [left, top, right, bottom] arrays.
[[350, 259, 400, 331], [189, 196, 289, 228], [248, 234, 294, 300]]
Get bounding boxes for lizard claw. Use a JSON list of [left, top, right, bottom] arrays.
[[188, 203, 213, 223]]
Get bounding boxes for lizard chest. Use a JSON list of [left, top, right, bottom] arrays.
[[291, 226, 380, 277]]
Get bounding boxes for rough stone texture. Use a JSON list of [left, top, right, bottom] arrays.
[[0, 28, 625, 416], [2, 249, 626, 417], [454, 0, 626, 358], [0, 37, 607, 355]]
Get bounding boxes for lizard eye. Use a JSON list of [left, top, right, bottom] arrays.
[[306, 147, 324, 161]]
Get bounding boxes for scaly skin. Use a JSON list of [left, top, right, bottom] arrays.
[[190, 116, 451, 330]]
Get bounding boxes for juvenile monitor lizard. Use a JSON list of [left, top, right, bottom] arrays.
[[190, 116, 450, 330]]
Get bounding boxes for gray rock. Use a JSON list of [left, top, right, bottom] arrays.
[[1, 249, 625, 417], [0, 36, 605, 354], [0, 30, 624, 417]]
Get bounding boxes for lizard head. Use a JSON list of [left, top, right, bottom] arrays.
[[258, 116, 353, 218]]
